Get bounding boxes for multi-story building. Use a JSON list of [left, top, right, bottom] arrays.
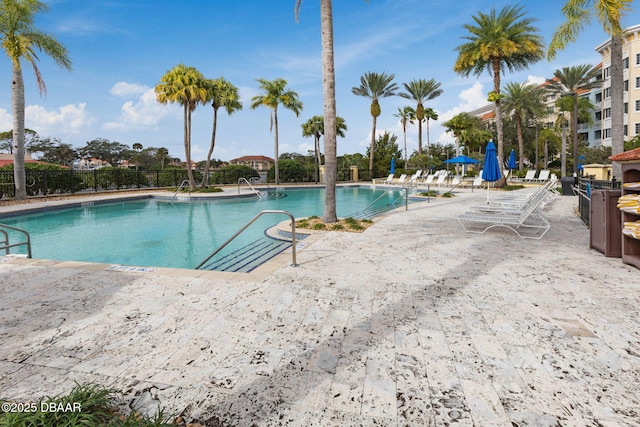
[[596, 24, 640, 146]]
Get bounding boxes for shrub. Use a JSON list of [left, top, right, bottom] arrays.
[[212, 165, 259, 185]]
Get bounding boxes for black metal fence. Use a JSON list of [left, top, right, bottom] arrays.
[[0, 167, 359, 199], [576, 176, 620, 226]]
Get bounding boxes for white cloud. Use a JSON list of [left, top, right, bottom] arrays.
[[25, 103, 95, 135], [104, 87, 175, 130], [0, 108, 11, 130], [526, 75, 546, 85], [110, 82, 149, 97]]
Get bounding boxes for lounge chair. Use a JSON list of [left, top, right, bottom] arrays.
[[410, 170, 423, 185], [535, 169, 550, 182], [435, 172, 448, 187], [522, 170, 537, 182], [423, 173, 436, 185], [458, 182, 554, 238], [383, 174, 394, 184], [395, 174, 407, 185], [471, 175, 484, 190]]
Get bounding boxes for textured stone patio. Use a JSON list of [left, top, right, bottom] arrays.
[[1, 188, 639, 426]]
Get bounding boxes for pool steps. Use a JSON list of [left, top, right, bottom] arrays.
[[197, 237, 292, 273]]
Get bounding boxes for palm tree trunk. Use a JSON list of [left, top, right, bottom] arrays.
[[369, 115, 377, 175], [321, 0, 337, 223], [274, 110, 279, 185], [492, 59, 505, 168], [11, 62, 27, 200], [516, 113, 524, 171], [426, 118, 431, 154], [184, 105, 195, 190], [417, 118, 423, 155], [201, 107, 219, 188], [610, 33, 624, 180]]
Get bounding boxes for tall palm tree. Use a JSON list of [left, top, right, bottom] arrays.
[[201, 77, 242, 188], [393, 106, 415, 165], [545, 65, 601, 175], [157, 147, 169, 170], [554, 93, 595, 176], [132, 142, 143, 171], [251, 78, 303, 185], [398, 78, 443, 155], [548, 0, 632, 179], [352, 71, 398, 176], [0, 0, 72, 200], [301, 115, 347, 183], [502, 81, 546, 171], [155, 64, 207, 190], [454, 5, 544, 171], [423, 107, 439, 153]]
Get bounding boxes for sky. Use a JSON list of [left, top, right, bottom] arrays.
[[0, 0, 639, 163]]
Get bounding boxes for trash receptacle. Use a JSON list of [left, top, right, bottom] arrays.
[[560, 176, 575, 196]]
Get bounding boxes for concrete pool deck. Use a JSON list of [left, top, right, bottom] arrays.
[[1, 187, 639, 426]]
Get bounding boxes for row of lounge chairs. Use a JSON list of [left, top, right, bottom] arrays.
[[457, 176, 558, 239], [519, 169, 551, 182]]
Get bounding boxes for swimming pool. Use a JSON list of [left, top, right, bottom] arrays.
[[0, 186, 414, 269]]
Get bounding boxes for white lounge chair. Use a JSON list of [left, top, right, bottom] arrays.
[[423, 173, 436, 185], [395, 174, 407, 185], [471, 175, 484, 190], [383, 174, 394, 184], [435, 172, 448, 187], [535, 169, 550, 182], [410, 170, 423, 185], [522, 170, 537, 182]]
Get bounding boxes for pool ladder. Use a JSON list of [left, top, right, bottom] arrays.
[[196, 210, 298, 270], [238, 177, 262, 198], [0, 223, 32, 258], [171, 180, 191, 202]]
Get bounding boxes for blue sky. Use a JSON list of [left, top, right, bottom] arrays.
[[0, 0, 639, 163]]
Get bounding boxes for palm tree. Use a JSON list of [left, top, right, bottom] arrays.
[[393, 106, 415, 165], [548, 0, 632, 179], [251, 78, 303, 185], [157, 147, 169, 170], [454, 5, 544, 172], [296, 0, 339, 222], [502, 81, 546, 171], [155, 64, 207, 190], [545, 65, 601, 176], [0, 0, 72, 200], [201, 77, 242, 188], [352, 71, 398, 176], [554, 93, 595, 176], [132, 142, 143, 171], [301, 115, 347, 183], [424, 107, 439, 153], [398, 78, 443, 155]]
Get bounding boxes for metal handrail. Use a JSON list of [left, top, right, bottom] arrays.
[[171, 180, 191, 202], [0, 223, 32, 258], [362, 186, 398, 213], [250, 176, 271, 190], [196, 209, 298, 270], [238, 177, 262, 198]]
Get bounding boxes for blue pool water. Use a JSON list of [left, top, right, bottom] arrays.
[[1, 186, 411, 269]]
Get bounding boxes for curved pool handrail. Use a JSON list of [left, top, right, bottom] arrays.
[[238, 178, 262, 198], [196, 209, 298, 270], [0, 223, 32, 258]]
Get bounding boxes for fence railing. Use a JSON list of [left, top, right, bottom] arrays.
[[576, 176, 620, 226], [0, 167, 359, 199]]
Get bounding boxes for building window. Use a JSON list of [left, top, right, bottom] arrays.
[[604, 128, 611, 138], [604, 87, 611, 98], [595, 92, 602, 102], [636, 100, 640, 112], [595, 129, 602, 140], [604, 107, 611, 118], [604, 67, 611, 78], [636, 123, 640, 135], [624, 125, 628, 137], [636, 76, 640, 88], [595, 111, 602, 121], [624, 57, 629, 69], [625, 80, 629, 91], [637, 53, 640, 65], [625, 102, 628, 114]]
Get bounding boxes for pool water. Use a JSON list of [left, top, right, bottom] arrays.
[[1, 186, 411, 269]]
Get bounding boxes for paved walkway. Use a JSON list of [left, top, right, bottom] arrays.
[[1, 189, 639, 426]]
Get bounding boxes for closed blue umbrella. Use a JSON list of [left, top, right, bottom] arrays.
[[508, 149, 517, 170], [390, 158, 396, 174], [482, 140, 502, 202]]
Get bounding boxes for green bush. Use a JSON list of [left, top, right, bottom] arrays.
[[212, 165, 259, 185]]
